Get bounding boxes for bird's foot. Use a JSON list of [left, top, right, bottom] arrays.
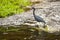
[[44, 25, 49, 31]]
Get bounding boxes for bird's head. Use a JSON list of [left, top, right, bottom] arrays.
[[32, 7, 35, 10]]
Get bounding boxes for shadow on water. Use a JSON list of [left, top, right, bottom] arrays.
[[0, 25, 60, 40]]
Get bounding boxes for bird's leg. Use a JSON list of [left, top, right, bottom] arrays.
[[36, 22, 40, 28], [38, 22, 41, 28], [36, 22, 44, 28], [43, 23, 46, 28], [35, 22, 46, 28], [43, 23, 47, 28]]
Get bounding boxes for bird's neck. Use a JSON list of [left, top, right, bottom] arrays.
[[33, 9, 36, 17]]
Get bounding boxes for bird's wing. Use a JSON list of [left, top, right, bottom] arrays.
[[35, 15, 44, 21], [35, 15, 45, 23]]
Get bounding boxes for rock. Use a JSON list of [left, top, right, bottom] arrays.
[[0, 10, 35, 27], [30, 0, 43, 2], [0, 1, 60, 34], [30, 0, 60, 2]]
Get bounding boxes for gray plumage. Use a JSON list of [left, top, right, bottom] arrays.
[[34, 15, 46, 24]]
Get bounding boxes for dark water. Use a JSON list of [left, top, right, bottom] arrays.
[[0, 26, 60, 40]]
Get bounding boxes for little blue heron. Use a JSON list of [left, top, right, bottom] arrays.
[[32, 7, 46, 28]]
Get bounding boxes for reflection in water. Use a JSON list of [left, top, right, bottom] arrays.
[[0, 26, 60, 40]]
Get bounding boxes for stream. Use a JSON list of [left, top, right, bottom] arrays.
[[0, 25, 60, 40]]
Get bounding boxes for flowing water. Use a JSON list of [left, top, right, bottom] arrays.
[[0, 25, 60, 40]]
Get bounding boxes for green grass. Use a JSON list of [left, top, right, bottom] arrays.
[[0, 0, 31, 18]]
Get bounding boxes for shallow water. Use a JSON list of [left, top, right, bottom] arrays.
[[0, 25, 60, 40]]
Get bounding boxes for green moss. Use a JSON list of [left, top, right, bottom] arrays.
[[44, 25, 48, 32], [0, 0, 31, 18]]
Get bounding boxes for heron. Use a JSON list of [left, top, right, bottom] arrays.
[[32, 7, 46, 28]]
